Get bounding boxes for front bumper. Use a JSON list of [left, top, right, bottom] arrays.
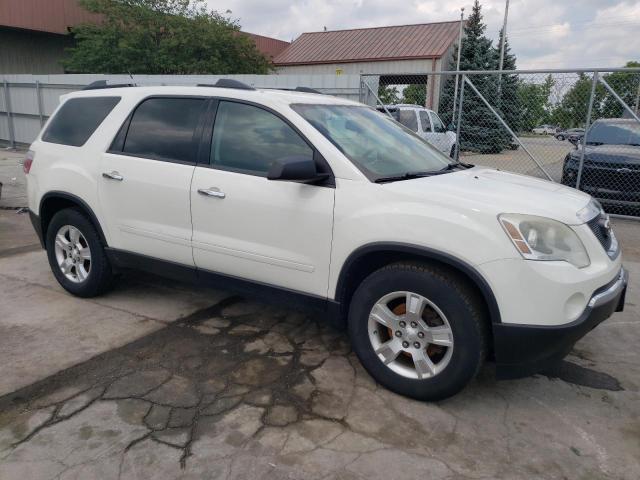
[[494, 267, 628, 379]]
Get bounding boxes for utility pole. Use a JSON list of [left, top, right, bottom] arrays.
[[497, 0, 510, 99], [451, 7, 464, 125]]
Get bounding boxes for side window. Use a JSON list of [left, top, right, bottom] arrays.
[[42, 97, 120, 146], [419, 111, 431, 132], [398, 109, 418, 132], [210, 101, 313, 175], [431, 113, 446, 133], [122, 97, 206, 163]]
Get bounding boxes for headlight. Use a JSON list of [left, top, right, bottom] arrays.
[[576, 198, 602, 224], [499, 214, 590, 268]]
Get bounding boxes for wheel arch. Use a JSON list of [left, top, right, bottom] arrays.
[[334, 243, 502, 327], [39, 191, 108, 248]]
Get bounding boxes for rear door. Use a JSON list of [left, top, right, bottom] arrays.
[[99, 96, 208, 266], [190, 99, 335, 297], [424, 110, 451, 154]]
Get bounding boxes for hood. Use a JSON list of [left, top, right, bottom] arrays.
[[572, 144, 640, 165], [383, 167, 591, 225]]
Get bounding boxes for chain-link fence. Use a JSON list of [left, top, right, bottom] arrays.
[[361, 68, 640, 218]]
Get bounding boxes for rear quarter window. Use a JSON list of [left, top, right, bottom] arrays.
[[42, 96, 121, 147]]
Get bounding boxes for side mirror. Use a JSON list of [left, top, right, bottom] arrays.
[[267, 156, 330, 184]]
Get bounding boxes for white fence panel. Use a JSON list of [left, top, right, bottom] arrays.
[[0, 74, 361, 147]]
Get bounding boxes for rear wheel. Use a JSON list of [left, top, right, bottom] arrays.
[[46, 208, 115, 297], [348, 262, 487, 400]]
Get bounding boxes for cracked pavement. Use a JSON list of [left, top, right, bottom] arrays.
[[0, 175, 639, 478], [1, 278, 640, 479]]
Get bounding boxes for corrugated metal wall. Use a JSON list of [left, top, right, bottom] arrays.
[[0, 29, 72, 74], [0, 73, 361, 146]]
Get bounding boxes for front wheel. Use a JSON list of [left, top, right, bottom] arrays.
[[348, 262, 487, 400], [46, 208, 115, 297], [449, 144, 456, 159]]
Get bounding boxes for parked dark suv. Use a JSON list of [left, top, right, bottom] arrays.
[[561, 118, 640, 214]]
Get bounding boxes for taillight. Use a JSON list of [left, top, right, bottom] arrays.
[[23, 150, 34, 174]]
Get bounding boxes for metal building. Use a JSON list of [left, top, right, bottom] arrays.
[[273, 21, 462, 109], [0, 0, 289, 74]]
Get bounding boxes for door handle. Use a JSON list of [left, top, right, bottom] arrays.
[[102, 171, 124, 181], [197, 188, 225, 199]]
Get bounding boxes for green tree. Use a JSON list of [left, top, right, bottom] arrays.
[[438, 0, 508, 153], [63, 0, 271, 74], [402, 84, 427, 106], [494, 29, 519, 134], [599, 61, 640, 118], [378, 85, 401, 105], [550, 73, 605, 128], [517, 74, 553, 132], [550, 61, 639, 128]]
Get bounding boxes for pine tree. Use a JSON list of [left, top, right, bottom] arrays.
[[495, 28, 519, 142], [438, 0, 509, 153]]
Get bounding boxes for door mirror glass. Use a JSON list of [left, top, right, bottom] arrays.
[[568, 135, 581, 147], [267, 156, 329, 184]]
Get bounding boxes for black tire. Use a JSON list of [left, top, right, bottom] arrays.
[[348, 262, 487, 401], [449, 144, 456, 159], [45, 208, 115, 297], [557, 135, 565, 141]]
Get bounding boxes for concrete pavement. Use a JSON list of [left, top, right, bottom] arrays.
[[0, 145, 639, 478]]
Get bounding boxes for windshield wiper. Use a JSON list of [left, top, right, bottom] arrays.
[[439, 162, 472, 171], [374, 170, 441, 183], [374, 162, 472, 183]]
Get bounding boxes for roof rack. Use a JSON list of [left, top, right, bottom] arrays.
[[197, 79, 255, 91], [83, 80, 136, 91], [263, 86, 324, 95], [293, 86, 323, 94]]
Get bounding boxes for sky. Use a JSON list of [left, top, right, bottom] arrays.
[[206, 0, 640, 69]]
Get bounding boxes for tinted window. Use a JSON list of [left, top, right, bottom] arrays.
[[587, 121, 640, 146], [431, 113, 446, 133], [419, 111, 431, 132], [398, 109, 418, 132], [210, 101, 313, 175], [123, 97, 206, 163], [42, 97, 120, 146]]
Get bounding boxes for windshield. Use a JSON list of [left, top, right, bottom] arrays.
[[587, 121, 640, 146], [291, 104, 451, 180]]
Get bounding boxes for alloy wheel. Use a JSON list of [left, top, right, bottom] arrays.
[[53, 225, 92, 283], [367, 291, 454, 379]]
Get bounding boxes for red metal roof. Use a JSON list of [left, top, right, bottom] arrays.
[[0, 0, 101, 35], [243, 32, 290, 59], [274, 21, 461, 66]]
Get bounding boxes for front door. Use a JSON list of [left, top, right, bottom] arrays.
[[190, 100, 335, 297], [99, 96, 208, 266]]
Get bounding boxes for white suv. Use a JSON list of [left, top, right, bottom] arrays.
[[25, 80, 627, 400], [377, 104, 457, 157]]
